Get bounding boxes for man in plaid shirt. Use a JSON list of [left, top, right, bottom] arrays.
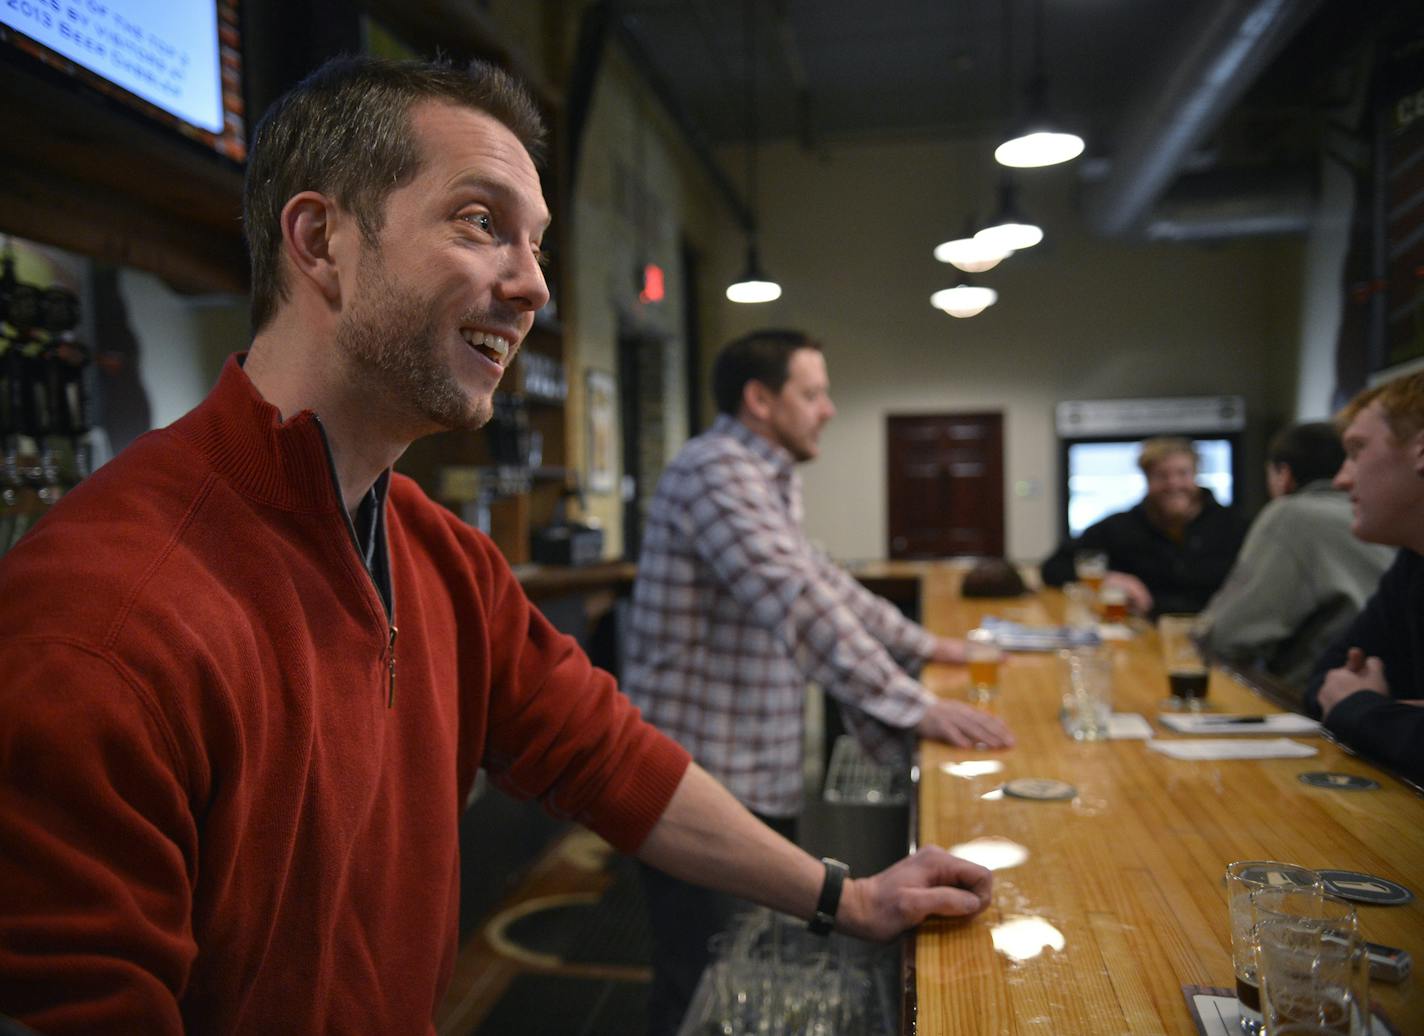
[[624, 328, 1013, 1034]]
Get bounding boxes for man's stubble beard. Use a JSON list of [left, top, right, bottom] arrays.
[[337, 257, 501, 433]]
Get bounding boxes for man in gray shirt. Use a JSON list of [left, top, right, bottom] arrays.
[[1197, 422, 1394, 687]]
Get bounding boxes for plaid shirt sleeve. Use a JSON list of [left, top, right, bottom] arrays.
[[686, 449, 933, 732], [812, 549, 936, 672]]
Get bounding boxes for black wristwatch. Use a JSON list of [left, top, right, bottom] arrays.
[[808, 857, 849, 936]]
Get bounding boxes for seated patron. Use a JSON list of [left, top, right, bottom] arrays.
[[1196, 422, 1394, 686], [1304, 373, 1424, 783], [1040, 437, 1246, 616]]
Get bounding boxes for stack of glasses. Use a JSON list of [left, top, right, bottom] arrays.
[[1225, 860, 1371, 1036], [678, 909, 895, 1036]]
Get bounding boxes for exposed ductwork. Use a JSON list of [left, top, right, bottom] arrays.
[[1082, 0, 1327, 239], [1141, 167, 1317, 242]]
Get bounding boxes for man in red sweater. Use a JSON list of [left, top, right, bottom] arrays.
[[0, 58, 993, 1033]]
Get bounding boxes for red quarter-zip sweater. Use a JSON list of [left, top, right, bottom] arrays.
[[0, 356, 690, 1033]]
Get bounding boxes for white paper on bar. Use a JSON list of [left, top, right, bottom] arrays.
[[1147, 738, 1317, 760], [1096, 622, 1133, 641], [1158, 713, 1321, 736], [1108, 713, 1154, 739]]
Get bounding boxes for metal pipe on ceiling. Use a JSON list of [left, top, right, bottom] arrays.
[[1083, 0, 1327, 238]]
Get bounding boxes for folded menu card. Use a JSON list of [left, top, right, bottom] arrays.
[[1147, 738, 1318, 761], [1157, 713, 1321, 735]]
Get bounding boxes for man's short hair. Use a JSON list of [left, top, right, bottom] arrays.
[[1335, 371, 1424, 444], [711, 329, 821, 415], [1267, 422, 1344, 488], [243, 56, 546, 332], [1137, 437, 1197, 476]]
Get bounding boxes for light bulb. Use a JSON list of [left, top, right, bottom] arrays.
[[930, 284, 998, 318], [995, 129, 1085, 169], [933, 236, 1011, 273]]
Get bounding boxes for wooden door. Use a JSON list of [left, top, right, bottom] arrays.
[[886, 413, 1004, 558]]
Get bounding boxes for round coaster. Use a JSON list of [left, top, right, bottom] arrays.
[[1002, 777, 1076, 801], [1298, 772, 1380, 791], [1317, 869, 1414, 906]]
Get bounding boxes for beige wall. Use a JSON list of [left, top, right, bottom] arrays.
[[564, 44, 739, 557], [709, 136, 1305, 564]]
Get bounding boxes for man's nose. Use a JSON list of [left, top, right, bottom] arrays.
[[495, 245, 551, 313]]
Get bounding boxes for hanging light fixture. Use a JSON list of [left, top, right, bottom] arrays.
[[975, 174, 1043, 252], [931, 275, 998, 319], [726, 240, 781, 303], [934, 216, 1011, 273], [726, 0, 781, 304], [994, 0, 1083, 168]]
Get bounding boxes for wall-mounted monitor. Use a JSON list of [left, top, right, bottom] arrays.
[[1056, 396, 1246, 540], [1063, 437, 1236, 539], [0, 0, 245, 162]]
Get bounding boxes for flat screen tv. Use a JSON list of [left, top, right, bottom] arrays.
[[0, 0, 245, 162], [1063, 437, 1237, 539]]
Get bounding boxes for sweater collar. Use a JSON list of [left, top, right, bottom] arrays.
[[170, 353, 344, 513]]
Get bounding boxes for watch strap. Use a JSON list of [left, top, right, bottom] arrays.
[[808, 857, 849, 936]]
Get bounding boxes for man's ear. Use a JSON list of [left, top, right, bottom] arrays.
[[1411, 428, 1424, 478], [741, 379, 774, 422], [280, 191, 348, 306]]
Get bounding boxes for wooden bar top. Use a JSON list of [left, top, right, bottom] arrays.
[[911, 567, 1423, 1035], [511, 560, 637, 600]]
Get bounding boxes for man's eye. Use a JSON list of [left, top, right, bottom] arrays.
[[463, 212, 493, 232]]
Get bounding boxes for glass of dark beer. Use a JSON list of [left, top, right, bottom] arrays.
[[1158, 613, 1209, 711]]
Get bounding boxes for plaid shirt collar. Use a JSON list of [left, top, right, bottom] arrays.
[[715, 414, 793, 473], [713, 414, 801, 519]]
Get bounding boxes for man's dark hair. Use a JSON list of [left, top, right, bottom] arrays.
[[1268, 421, 1345, 489], [243, 56, 546, 332], [711, 329, 821, 415]]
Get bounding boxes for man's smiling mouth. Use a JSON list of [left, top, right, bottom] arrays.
[[461, 329, 511, 364]]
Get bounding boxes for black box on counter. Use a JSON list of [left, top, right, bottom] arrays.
[[530, 523, 604, 567]]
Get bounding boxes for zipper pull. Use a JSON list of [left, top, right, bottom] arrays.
[[387, 625, 399, 709]]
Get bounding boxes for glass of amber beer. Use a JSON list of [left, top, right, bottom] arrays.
[[1073, 550, 1108, 594], [1099, 584, 1129, 624], [965, 628, 1001, 707], [1158, 613, 1209, 710]]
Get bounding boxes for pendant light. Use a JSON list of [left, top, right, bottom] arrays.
[[726, 0, 781, 304], [931, 275, 998, 319], [975, 174, 1043, 252], [934, 216, 1011, 273], [994, 0, 1083, 168]]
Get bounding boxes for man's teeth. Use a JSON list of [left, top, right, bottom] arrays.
[[461, 330, 510, 359]]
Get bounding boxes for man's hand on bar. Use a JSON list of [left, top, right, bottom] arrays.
[[838, 846, 993, 941], [917, 698, 1014, 749]]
